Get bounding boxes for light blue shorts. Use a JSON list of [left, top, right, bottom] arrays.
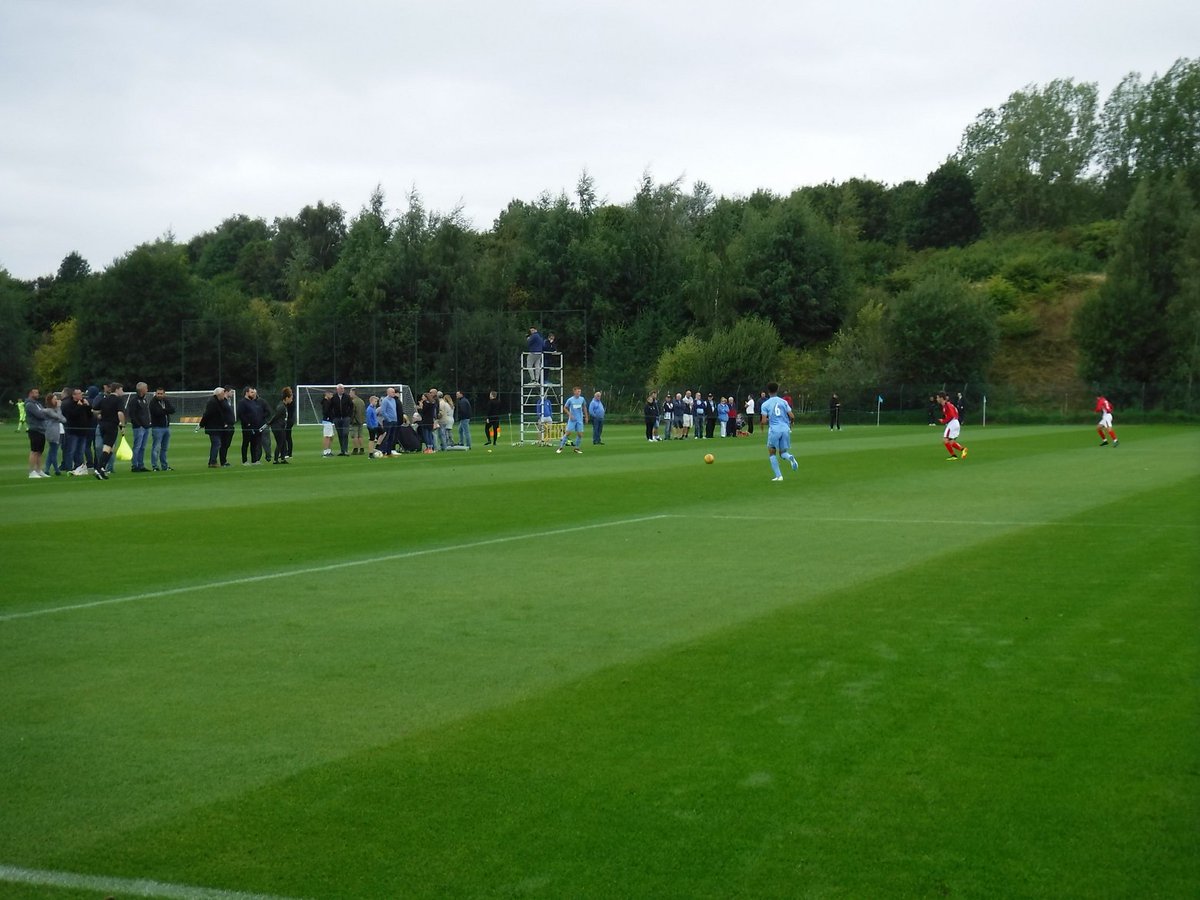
[[767, 430, 791, 452]]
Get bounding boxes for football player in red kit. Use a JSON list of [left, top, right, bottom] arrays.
[[1095, 395, 1118, 446], [937, 391, 967, 460]]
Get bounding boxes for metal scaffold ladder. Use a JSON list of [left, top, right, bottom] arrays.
[[518, 352, 563, 445]]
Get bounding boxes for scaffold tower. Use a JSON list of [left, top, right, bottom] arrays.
[[518, 351, 564, 445]]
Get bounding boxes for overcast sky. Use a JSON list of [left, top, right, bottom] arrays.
[[1, 0, 1196, 281]]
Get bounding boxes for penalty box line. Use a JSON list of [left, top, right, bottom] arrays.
[[0, 515, 670, 624], [0, 863, 309, 900]]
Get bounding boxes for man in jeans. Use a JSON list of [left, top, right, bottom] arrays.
[[455, 391, 472, 449], [149, 387, 175, 470], [379, 387, 400, 455], [589, 391, 605, 445], [125, 381, 152, 472], [62, 387, 92, 474]]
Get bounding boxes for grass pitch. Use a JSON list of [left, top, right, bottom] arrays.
[[1, 423, 1197, 899]]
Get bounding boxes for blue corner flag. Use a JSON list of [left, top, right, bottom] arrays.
[[877, 395, 884, 404]]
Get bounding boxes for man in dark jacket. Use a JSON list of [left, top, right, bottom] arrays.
[[199, 387, 230, 468], [149, 387, 176, 470], [238, 386, 266, 464], [329, 383, 354, 456], [484, 390, 501, 446], [455, 391, 472, 449], [256, 389, 274, 461], [124, 381, 152, 471], [644, 391, 660, 442], [62, 387, 93, 474]]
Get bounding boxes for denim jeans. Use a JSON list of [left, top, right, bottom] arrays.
[[65, 432, 87, 469], [44, 441, 61, 474], [151, 426, 171, 469], [131, 426, 149, 469], [207, 432, 222, 465], [457, 419, 471, 448], [592, 418, 604, 444]]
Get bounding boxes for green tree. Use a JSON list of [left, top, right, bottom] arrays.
[[273, 201, 347, 298], [32, 318, 78, 389], [1075, 175, 1196, 399], [910, 161, 982, 249], [1131, 59, 1200, 185], [887, 270, 999, 385], [74, 239, 201, 386], [726, 191, 849, 346], [959, 78, 1101, 231], [822, 295, 889, 392], [1168, 215, 1200, 404], [0, 270, 34, 401], [651, 316, 782, 390], [188, 215, 272, 283], [1099, 59, 1200, 211]]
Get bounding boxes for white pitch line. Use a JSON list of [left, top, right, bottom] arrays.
[[688, 513, 1196, 529], [0, 864, 309, 900], [0, 514, 669, 623]]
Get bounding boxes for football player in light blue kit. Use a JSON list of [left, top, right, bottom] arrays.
[[557, 386, 588, 454], [759, 381, 798, 482]]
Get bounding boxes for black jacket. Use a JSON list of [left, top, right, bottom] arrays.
[[125, 392, 151, 428], [149, 396, 175, 428], [237, 397, 266, 430], [200, 396, 230, 432], [63, 395, 92, 432], [328, 392, 354, 419]]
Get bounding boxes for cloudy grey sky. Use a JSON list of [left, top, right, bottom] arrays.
[[1, 0, 1195, 280]]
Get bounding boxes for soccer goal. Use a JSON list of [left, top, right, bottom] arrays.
[[165, 390, 228, 425], [294, 384, 418, 426]]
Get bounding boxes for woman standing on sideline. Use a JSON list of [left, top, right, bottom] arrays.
[[41, 392, 67, 475], [644, 391, 660, 442]]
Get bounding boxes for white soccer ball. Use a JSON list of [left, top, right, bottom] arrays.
[[372, 450, 383, 458]]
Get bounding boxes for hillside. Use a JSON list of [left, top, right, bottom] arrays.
[[988, 273, 1099, 405]]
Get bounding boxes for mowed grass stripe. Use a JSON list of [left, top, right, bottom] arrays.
[[63, 479, 1199, 899], [0, 514, 669, 622], [0, 863, 312, 900]]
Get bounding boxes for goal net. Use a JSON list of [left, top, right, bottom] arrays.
[[164, 389, 229, 425], [294, 384, 418, 426]]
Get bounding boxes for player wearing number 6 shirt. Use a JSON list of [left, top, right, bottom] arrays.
[[937, 391, 967, 460], [557, 386, 587, 454], [1095, 395, 1118, 446], [759, 382, 798, 482]]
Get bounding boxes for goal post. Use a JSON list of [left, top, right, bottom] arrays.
[[294, 384, 418, 425]]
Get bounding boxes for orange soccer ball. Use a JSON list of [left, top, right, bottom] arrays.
[[704, 453, 715, 464]]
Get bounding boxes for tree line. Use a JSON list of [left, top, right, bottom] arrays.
[[1, 58, 1196, 412]]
